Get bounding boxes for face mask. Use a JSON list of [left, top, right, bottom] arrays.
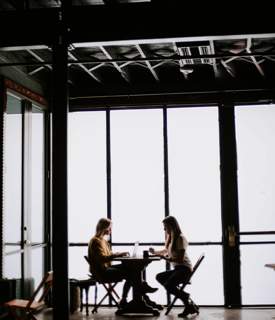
[[104, 234, 110, 241]]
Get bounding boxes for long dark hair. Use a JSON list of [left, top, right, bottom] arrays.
[[163, 216, 182, 250]]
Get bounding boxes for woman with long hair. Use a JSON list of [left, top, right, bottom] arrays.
[[88, 217, 157, 307], [149, 216, 199, 318]]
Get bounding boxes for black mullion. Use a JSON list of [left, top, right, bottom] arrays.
[[44, 111, 51, 275], [106, 108, 112, 306], [219, 104, 241, 307], [52, 13, 70, 318], [0, 78, 5, 278], [163, 106, 171, 305], [106, 108, 111, 221], [21, 100, 27, 297], [239, 231, 275, 235], [23, 100, 33, 298], [163, 106, 169, 218]]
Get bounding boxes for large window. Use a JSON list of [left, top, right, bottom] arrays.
[[68, 106, 223, 305], [3, 93, 47, 292], [68, 111, 107, 244], [167, 107, 221, 242], [31, 105, 45, 244], [68, 111, 107, 278], [235, 104, 275, 304], [3, 94, 23, 278], [111, 109, 164, 243], [235, 105, 275, 232], [30, 105, 46, 287], [167, 106, 223, 304]]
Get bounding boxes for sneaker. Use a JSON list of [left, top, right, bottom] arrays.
[[178, 300, 199, 318], [141, 281, 158, 293]]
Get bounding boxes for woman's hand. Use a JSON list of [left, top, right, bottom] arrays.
[[115, 252, 129, 257], [149, 247, 155, 254], [159, 254, 171, 261]]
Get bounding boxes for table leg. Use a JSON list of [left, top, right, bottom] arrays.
[[115, 270, 159, 316], [80, 287, 83, 312], [85, 286, 89, 315]]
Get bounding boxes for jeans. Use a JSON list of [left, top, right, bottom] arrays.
[[156, 265, 191, 304], [100, 264, 132, 299]]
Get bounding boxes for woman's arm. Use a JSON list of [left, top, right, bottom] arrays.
[[112, 251, 129, 258], [149, 247, 168, 256]]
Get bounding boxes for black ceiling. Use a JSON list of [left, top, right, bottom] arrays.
[[1, 1, 275, 107]]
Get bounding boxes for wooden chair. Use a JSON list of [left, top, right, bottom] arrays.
[[4, 271, 53, 320], [165, 254, 205, 315], [84, 255, 121, 313]]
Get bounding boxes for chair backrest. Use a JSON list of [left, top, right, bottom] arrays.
[[190, 253, 205, 279], [84, 255, 95, 278], [84, 255, 90, 265], [26, 271, 53, 309]]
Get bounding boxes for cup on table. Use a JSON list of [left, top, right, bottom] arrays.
[[143, 250, 149, 258]]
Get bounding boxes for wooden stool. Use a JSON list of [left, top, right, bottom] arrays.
[[74, 278, 96, 315]]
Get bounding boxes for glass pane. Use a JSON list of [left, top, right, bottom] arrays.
[[240, 235, 275, 242], [241, 244, 275, 304], [4, 94, 22, 243], [167, 107, 221, 242], [69, 246, 107, 303], [69, 246, 89, 279], [235, 105, 275, 232], [31, 106, 45, 243], [188, 245, 223, 305], [31, 247, 43, 289], [111, 109, 164, 243], [4, 251, 21, 278], [68, 112, 107, 242]]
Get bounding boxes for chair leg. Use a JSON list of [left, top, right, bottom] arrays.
[[165, 295, 177, 315], [109, 283, 120, 300], [91, 282, 119, 313], [80, 287, 84, 312], [84, 286, 89, 316], [165, 282, 188, 315], [92, 291, 108, 313], [91, 284, 98, 313], [94, 283, 98, 306], [102, 283, 119, 305]]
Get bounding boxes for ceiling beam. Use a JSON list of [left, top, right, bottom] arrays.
[[1, 51, 275, 68], [102, 0, 118, 4], [135, 44, 159, 81], [68, 76, 275, 100], [0, 4, 275, 47], [69, 87, 275, 110], [68, 51, 101, 83], [246, 37, 265, 76], [99, 45, 130, 82]]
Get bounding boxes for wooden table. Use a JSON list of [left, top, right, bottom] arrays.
[[113, 256, 161, 316]]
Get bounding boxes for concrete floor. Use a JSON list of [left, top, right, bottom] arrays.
[[34, 307, 275, 320]]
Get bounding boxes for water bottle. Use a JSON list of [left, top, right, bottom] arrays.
[[133, 241, 139, 257]]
